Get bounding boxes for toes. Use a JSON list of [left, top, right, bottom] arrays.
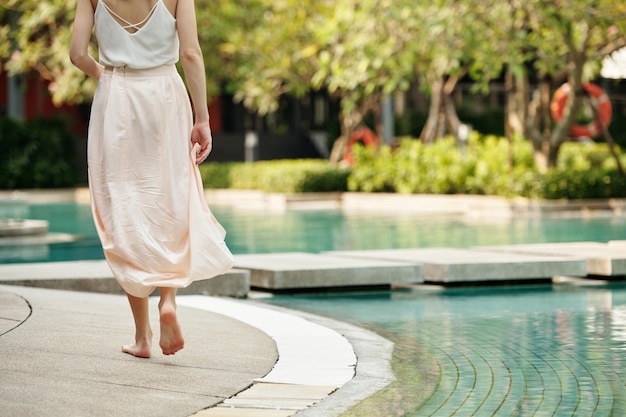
[[161, 343, 184, 355]]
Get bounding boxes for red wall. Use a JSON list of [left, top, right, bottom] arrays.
[[0, 69, 8, 113], [208, 95, 222, 133], [1, 70, 88, 135]]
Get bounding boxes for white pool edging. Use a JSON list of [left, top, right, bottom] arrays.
[[178, 295, 395, 416], [179, 295, 356, 387]]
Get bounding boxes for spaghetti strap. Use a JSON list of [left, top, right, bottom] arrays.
[[100, 0, 160, 30], [94, 0, 178, 68]]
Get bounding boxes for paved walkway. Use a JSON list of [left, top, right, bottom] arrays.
[[0, 285, 393, 417], [0, 285, 277, 417]]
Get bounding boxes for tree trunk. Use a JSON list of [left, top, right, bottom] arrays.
[[505, 68, 513, 142], [526, 79, 551, 172], [420, 77, 444, 143], [505, 67, 530, 169], [420, 75, 462, 143], [505, 66, 529, 140], [546, 51, 586, 167], [521, 20, 591, 172], [329, 103, 361, 165], [588, 95, 626, 179], [443, 75, 461, 139]]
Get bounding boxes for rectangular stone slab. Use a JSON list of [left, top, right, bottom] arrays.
[[325, 248, 586, 283], [476, 242, 626, 276], [0, 260, 250, 297], [233, 252, 422, 289]]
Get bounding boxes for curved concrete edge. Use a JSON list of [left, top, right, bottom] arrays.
[[256, 301, 396, 417], [177, 296, 395, 417]]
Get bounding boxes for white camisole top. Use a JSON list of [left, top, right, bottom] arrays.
[[94, 0, 179, 69]]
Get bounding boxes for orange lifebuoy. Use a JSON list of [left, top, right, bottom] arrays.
[[550, 83, 612, 139], [343, 127, 379, 165]]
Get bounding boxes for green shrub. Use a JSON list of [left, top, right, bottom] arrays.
[[509, 169, 545, 199], [461, 134, 535, 196], [542, 169, 626, 199], [199, 137, 626, 200], [348, 134, 538, 196], [408, 137, 467, 194], [199, 162, 237, 188], [348, 137, 467, 194], [557, 142, 618, 171], [347, 144, 396, 193], [300, 166, 351, 192], [199, 159, 349, 193], [0, 116, 80, 189]]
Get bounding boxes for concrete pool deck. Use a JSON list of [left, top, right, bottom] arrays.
[[0, 283, 393, 417]]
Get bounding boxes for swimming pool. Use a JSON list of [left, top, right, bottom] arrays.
[[263, 283, 626, 416], [2, 202, 626, 263]]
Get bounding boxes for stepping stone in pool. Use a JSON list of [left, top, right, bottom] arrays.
[[0, 260, 249, 297], [477, 241, 626, 277], [233, 252, 423, 291], [324, 248, 586, 283]]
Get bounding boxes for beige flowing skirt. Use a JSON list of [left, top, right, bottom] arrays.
[[88, 64, 234, 298]]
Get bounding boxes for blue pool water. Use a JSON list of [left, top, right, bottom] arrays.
[[2, 203, 626, 263], [264, 283, 626, 416]]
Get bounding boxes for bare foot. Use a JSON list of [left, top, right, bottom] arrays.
[[159, 301, 184, 355], [122, 332, 152, 358]]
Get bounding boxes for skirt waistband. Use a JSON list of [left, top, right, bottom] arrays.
[[102, 64, 177, 77]]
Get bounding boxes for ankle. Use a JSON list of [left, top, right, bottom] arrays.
[[159, 288, 178, 310], [136, 329, 153, 343], [159, 298, 176, 313]]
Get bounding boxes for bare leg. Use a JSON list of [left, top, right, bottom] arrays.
[[158, 288, 184, 355], [122, 294, 153, 358]]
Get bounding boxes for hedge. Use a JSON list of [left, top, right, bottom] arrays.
[[198, 136, 626, 200], [347, 134, 626, 200], [348, 134, 538, 197], [200, 159, 350, 193]]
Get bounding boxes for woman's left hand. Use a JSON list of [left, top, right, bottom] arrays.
[[191, 121, 212, 164]]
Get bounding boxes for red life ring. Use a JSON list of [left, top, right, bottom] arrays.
[[550, 83, 612, 139], [343, 127, 379, 165]]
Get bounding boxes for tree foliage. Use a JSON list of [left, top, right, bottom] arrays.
[[221, 0, 316, 114], [223, 0, 426, 161], [1, 0, 624, 167], [413, 0, 513, 143], [0, 0, 98, 105], [505, 0, 626, 170], [0, 0, 240, 104], [194, 0, 263, 98]]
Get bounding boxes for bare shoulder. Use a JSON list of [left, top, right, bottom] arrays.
[[162, 0, 177, 17]]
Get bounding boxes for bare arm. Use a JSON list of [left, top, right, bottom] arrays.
[[69, 0, 103, 79], [176, 0, 212, 163]]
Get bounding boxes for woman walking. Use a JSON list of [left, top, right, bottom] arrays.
[[70, 0, 234, 358]]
